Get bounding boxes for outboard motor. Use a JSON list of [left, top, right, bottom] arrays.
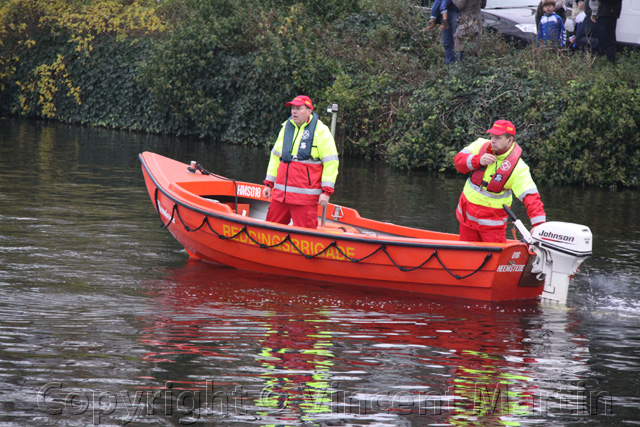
[[530, 222, 593, 303], [503, 206, 593, 304]]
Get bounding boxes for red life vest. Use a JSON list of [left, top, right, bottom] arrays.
[[470, 142, 522, 193]]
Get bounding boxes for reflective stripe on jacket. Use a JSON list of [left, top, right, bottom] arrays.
[[454, 138, 546, 230], [265, 115, 339, 205]]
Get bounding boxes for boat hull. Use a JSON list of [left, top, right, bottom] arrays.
[[140, 152, 544, 302]]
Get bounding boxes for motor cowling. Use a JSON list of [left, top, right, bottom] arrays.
[[529, 222, 593, 303]]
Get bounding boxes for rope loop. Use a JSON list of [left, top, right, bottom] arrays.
[[154, 188, 176, 229]]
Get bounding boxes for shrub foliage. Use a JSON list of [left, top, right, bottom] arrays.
[[0, 0, 638, 187]]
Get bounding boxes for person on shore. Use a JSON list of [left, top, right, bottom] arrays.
[[453, 120, 546, 243], [452, 0, 485, 58], [571, 0, 585, 20], [536, 0, 567, 27], [426, 0, 452, 30], [586, 0, 622, 63], [537, 0, 567, 47], [569, 0, 586, 48], [440, 1, 460, 64], [573, 8, 600, 53], [263, 95, 339, 229]]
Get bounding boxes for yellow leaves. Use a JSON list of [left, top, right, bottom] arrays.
[[17, 39, 36, 48], [16, 55, 81, 118], [1, 0, 167, 119], [279, 5, 308, 37], [34, 0, 168, 55]]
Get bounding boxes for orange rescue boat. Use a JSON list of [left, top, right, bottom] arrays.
[[139, 152, 592, 303]]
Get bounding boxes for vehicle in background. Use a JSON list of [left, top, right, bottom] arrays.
[[420, 0, 639, 48], [481, 0, 640, 48], [416, 0, 539, 45], [481, 0, 539, 45], [616, 0, 640, 47]]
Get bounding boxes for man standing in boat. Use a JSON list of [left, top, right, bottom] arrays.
[[263, 95, 339, 228], [454, 120, 546, 243]]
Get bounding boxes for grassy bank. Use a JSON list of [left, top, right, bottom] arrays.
[[1, 0, 638, 187]]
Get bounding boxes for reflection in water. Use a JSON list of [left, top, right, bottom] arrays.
[[255, 312, 334, 424], [134, 261, 599, 426], [0, 118, 635, 427]]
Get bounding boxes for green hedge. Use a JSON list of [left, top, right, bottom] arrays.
[[537, 73, 640, 187], [1, 0, 639, 187], [140, 0, 357, 143], [0, 0, 172, 132]]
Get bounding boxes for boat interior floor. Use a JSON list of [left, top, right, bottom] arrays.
[[201, 195, 407, 238]]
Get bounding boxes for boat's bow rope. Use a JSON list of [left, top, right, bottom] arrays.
[[193, 164, 240, 214]]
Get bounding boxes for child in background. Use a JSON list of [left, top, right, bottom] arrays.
[[573, 8, 599, 53], [426, 0, 451, 30], [535, 0, 567, 27], [537, 0, 567, 47], [569, 0, 585, 48]]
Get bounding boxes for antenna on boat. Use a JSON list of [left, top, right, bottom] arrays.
[[321, 103, 339, 228], [327, 103, 339, 139]]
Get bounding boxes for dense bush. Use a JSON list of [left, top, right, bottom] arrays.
[[382, 42, 640, 188], [140, 0, 356, 143], [1, 0, 638, 187], [0, 0, 169, 130], [535, 61, 640, 187]]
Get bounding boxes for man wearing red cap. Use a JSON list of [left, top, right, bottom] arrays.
[[263, 95, 339, 228], [454, 120, 546, 243]]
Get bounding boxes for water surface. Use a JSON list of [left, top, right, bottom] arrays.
[[0, 118, 639, 426]]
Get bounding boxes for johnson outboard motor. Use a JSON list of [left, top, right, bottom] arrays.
[[530, 222, 593, 303], [504, 206, 593, 304]]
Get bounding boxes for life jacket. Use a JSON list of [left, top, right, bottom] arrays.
[[470, 141, 522, 193], [281, 113, 318, 162]]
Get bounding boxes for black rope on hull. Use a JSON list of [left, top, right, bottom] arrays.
[[154, 196, 493, 280]]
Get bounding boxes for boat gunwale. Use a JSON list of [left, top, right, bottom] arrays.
[[140, 152, 506, 254]]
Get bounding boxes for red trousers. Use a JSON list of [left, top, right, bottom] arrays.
[[459, 222, 506, 244], [266, 199, 318, 229]]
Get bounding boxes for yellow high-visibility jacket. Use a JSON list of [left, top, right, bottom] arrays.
[[454, 138, 546, 229], [264, 115, 339, 205]]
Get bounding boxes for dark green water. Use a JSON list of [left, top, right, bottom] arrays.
[[0, 118, 639, 426]]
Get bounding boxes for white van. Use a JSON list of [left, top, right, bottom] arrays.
[[617, 0, 640, 47]]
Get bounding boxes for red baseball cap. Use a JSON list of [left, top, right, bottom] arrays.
[[486, 120, 516, 136], [285, 95, 314, 111]]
